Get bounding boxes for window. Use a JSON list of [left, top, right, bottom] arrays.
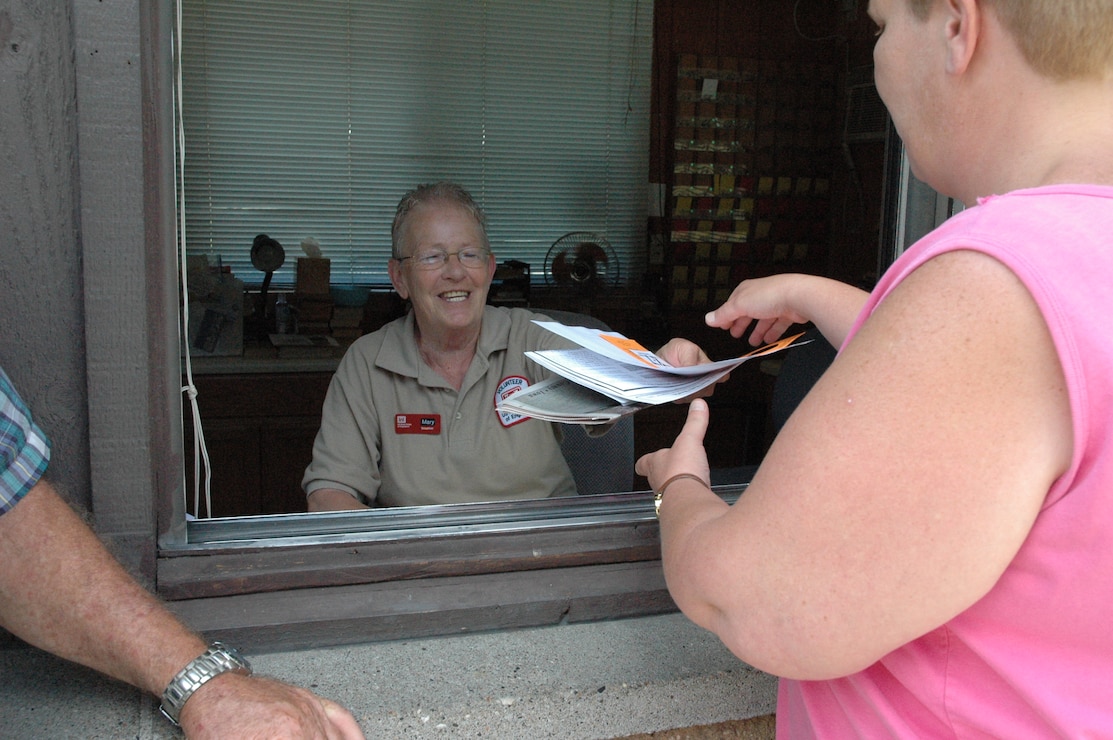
[[180, 0, 652, 287], [133, 0, 674, 646]]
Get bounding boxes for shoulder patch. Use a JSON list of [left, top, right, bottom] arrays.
[[495, 375, 530, 428]]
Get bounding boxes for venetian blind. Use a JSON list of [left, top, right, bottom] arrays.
[[179, 0, 652, 287]]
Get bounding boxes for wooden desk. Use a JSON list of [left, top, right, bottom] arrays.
[[183, 348, 340, 517]]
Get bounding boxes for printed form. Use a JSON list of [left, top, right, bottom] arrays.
[[496, 322, 805, 424]]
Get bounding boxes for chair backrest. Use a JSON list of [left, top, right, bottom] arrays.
[[709, 325, 836, 487], [770, 326, 837, 431], [536, 309, 636, 495]]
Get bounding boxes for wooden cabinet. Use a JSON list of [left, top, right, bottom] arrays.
[[183, 372, 333, 518]]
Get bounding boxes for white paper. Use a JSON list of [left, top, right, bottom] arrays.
[[531, 321, 749, 374], [495, 376, 648, 424], [526, 348, 735, 405], [495, 322, 807, 424]]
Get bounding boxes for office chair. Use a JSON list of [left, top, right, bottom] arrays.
[[769, 326, 838, 431], [710, 325, 837, 486]]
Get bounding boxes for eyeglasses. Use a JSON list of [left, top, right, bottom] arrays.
[[396, 248, 490, 271]]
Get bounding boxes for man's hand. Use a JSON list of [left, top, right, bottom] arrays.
[[180, 672, 365, 740]]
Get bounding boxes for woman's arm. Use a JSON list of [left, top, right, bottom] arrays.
[[705, 273, 870, 350], [640, 252, 1072, 680], [307, 487, 371, 511]]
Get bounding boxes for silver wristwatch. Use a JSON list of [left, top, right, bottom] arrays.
[[159, 642, 252, 727]]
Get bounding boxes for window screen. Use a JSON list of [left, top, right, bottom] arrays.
[[179, 0, 652, 287]]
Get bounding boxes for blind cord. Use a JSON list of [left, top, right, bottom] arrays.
[[175, 0, 212, 520]]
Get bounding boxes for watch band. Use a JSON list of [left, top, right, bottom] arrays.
[[159, 642, 252, 727]]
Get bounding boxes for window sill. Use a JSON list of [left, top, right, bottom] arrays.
[[159, 488, 745, 650]]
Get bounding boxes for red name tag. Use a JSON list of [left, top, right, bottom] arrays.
[[394, 413, 441, 435]]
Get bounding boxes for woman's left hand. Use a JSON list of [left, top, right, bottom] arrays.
[[635, 398, 712, 493]]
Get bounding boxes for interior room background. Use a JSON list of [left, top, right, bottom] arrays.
[[174, 0, 886, 517], [1, 0, 893, 642]]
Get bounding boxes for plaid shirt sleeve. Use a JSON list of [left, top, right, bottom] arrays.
[[0, 367, 51, 516]]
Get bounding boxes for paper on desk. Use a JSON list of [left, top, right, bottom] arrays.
[[497, 323, 807, 424]]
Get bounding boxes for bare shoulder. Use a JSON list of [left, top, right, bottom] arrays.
[[870, 248, 1065, 403], [828, 247, 1072, 513]]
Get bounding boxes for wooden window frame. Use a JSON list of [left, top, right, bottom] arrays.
[[75, 0, 741, 651], [157, 493, 751, 651]]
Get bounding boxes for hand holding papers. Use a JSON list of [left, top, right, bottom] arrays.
[[496, 321, 806, 424]]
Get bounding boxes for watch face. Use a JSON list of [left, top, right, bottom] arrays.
[[160, 643, 253, 726], [213, 642, 252, 671]]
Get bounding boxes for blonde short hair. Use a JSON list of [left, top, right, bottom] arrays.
[[907, 0, 1113, 80]]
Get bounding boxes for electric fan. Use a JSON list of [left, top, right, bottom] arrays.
[[543, 232, 620, 298]]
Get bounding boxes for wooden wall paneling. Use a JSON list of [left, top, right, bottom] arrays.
[[185, 418, 263, 518], [191, 372, 333, 420]]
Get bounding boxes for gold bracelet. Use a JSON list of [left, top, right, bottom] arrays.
[[653, 473, 708, 518]]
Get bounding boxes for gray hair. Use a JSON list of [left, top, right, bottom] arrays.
[[390, 182, 490, 258]]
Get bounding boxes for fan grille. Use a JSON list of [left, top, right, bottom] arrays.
[[545, 232, 619, 292]]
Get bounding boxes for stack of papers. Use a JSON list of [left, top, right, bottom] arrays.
[[496, 321, 806, 424]]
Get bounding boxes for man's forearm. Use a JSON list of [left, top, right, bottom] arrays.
[[0, 480, 205, 696]]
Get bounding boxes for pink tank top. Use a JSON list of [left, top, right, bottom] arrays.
[[779, 185, 1113, 737]]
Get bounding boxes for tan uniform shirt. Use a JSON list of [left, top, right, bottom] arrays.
[[303, 306, 578, 507]]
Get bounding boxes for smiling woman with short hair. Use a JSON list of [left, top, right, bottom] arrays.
[[305, 182, 714, 510]]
